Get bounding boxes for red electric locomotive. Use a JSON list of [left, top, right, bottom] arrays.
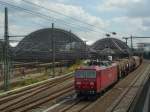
[[75, 61, 118, 97]]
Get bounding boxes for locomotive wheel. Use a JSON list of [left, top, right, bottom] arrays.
[[76, 92, 82, 98]]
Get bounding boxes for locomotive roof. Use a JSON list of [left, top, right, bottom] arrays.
[[78, 62, 117, 71]]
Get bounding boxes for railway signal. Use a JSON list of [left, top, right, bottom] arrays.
[[122, 37, 129, 45]]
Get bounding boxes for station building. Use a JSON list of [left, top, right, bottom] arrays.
[[13, 28, 87, 62]]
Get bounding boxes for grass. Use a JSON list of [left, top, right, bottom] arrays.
[[11, 74, 49, 90]]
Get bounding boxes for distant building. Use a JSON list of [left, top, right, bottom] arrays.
[[137, 43, 150, 52], [137, 43, 150, 59]]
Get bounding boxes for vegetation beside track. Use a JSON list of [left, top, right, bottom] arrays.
[[64, 59, 83, 73], [0, 59, 84, 93]]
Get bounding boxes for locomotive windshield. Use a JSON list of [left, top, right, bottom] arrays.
[[75, 70, 96, 78]]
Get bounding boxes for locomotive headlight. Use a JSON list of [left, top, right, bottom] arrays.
[[76, 81, 81, 85], [90, 82, 94, 86]]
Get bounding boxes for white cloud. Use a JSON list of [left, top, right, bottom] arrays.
[[75, 30, 104, 45], [0, 12, 4, 38], [126, 0, 150, 18], [98, 0, 150, 19], [111, 16, 150, 45], [31, 0, 109, 29], [97, 0, 150, 45], [112, 17, 148, 32], [98, 0, 141, 11]]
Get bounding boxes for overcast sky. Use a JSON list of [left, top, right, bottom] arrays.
[[0, 0, 150, 46]]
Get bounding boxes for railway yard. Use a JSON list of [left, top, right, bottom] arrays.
[[0, 60, 149, 112], [0, 61, 75, 90]]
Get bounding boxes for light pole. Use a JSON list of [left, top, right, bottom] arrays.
[[51, 23, 55, 77], [3, 7, 10, 91]]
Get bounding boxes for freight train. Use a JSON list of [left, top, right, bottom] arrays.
[[74, 56, 142, 99]]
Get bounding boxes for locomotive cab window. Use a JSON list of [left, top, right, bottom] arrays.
[[75, 70, 96, 78]]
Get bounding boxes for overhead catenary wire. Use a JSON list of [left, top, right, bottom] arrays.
[[0, 0, 107, 36], [0, 1, 75, 30], [22, 0, 110, 33]]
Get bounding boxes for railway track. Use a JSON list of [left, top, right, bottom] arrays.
[[0, 73, 73, 97], [0, 73, 74, 112], [42, 96, 92, 112], [106, 63, 150, 112], [64, 101, 91, 112], [0, 62, 149, 112]]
